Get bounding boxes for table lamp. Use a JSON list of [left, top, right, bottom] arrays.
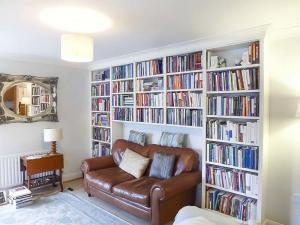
[[44, 128, 63, 154]]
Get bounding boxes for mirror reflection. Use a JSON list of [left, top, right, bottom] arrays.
[[3, 82, 50, 117]]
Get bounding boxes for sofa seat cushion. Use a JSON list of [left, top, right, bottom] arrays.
[[112, 177, 160, 207], [86, 167, 135, 193]]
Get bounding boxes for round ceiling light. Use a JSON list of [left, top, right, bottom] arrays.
[[39, 6, 112, 33], [61, 34, 94, 62]]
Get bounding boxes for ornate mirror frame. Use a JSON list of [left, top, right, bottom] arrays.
[[0, 73, 58, 124]]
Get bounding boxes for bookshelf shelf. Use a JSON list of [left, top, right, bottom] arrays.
[[92, 125, 111, 129], [91, 111, 110, 113], [205, 183, 259, 200], [136, 74, 165, 79], [207, 90, 260, 94], [167, 106, 203, 109], [136, 90, 163, 94], [206, 115, 260, 120], [91, 80, 110, 84], [136, 106, 163, 108], [166, 69, 203, 75], [92, 139, 111, 145], [206, 138, 259, 146], [112, 106, 134, 108], [206, 161, 259, 174], [112, 77, 134, 82], [206, 64, 260, 72], [91, 95, 110, 98], [112, 92, 134, 95], [166, 89, 203, 92]]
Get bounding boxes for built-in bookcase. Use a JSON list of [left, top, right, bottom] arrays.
[[166, 51, 203, 127], [203, 41, 262, 223], [112, 64, 134, 122], [91, 68, 111, 157], [90, 37, 267, 224], [135, 58, 165, 124]]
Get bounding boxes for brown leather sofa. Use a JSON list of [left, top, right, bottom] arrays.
[[81, 139, 201, 225]]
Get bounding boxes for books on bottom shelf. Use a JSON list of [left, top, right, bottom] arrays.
[[206, 188, 257, 222], [113, 108, 133, 121], [167, 108, 202, 127], [136, 108, 164, 124], [207, 120, 259, 145], [8, 186, 33, 209], [92, 143, 111, 157], [206, 166, 258, 197]]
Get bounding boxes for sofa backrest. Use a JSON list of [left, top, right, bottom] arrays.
[[112, 139, 199, 176]]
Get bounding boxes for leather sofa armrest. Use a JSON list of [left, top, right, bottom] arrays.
[[81, 156, 116, 173], [151, 171, 201, 201]]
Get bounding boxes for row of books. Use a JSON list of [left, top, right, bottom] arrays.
[[207, 68, 259, 92], [112, 94, 134, 106], [166, 52, 202, 73], [112, 80, 133, 93], [207, 143, 259, 170], [8, 186, 32, 209], [32, 96, 41, 105], [167, 72, 203, 90], [207, 96, 259, 117], [91, 98, 110, 111], [206, 166, 259, 196], [91, 83, 110, 96], [40, 95, 49, 103], [136, 78, 163, 92], [92, 113, 110, 127], [92, 69, 110, 82], [249, 41, 259, 64], [136, 93, 163, 107], [40, 103, 48, 112], [167, 92, 203, 108], [92, 142, 111, 157], [92, 127, 110, 142], [113, 108, 133, 121], [112, 64, 133, 80], [167, 109, 202, 127], [136, 59, 163, 77], [32, 86, 42, 95], [207, 120, 259, 145], [206, 188, 257, 221], [136, 108, 164, 124]]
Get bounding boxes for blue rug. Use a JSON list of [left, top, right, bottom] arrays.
[[0, 191, 130, 225]]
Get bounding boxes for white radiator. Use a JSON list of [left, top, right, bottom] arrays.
[[0, 151, 49, 189]]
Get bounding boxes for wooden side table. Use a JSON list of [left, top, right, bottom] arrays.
[[20, 153, 64, 192]]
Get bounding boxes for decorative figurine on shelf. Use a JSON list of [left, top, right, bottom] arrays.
[[240, 51, 250, 66], [44, 128, 63, 154]]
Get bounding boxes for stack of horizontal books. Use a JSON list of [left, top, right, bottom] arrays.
[[8, 186, 32, 209]]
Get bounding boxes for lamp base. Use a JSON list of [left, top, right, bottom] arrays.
[[50, 141, 57, 154]]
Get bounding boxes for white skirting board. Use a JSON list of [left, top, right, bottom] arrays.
[[62, 171, 82, 182], [263, 220, 284, 225]]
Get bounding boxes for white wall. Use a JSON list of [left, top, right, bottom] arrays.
[[0, 58, 90, 185], [266, 35, 300, 225]]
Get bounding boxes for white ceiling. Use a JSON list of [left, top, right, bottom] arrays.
[[0, 0, 300, 66]]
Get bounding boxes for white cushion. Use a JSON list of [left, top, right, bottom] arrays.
[[119, 149, 150, 178]]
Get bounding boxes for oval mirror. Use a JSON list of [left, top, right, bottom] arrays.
[[3, 82, 51, 117]]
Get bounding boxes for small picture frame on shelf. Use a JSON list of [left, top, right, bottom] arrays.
[[0, 190, 7, 205]]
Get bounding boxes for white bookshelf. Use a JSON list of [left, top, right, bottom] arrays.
[[90, 68, 112, 157], [90, 36, 268, 224]]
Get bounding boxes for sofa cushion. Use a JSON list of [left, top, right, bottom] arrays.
[[86, 167, 135, 193], [112, 177, 160, 207], [119, 149, 150, 178], [149, 152, 176, 179]]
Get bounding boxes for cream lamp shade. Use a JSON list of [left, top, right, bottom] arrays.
[[44, 128, 63, 142], [61, 34, 94, 62]]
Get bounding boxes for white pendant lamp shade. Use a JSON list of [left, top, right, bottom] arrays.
[[61, 34, 94, 62]]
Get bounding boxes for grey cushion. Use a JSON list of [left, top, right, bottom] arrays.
[[128, 130, 146, 146], [159, 132, 185, 147], [149, 152, 176, 179]]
